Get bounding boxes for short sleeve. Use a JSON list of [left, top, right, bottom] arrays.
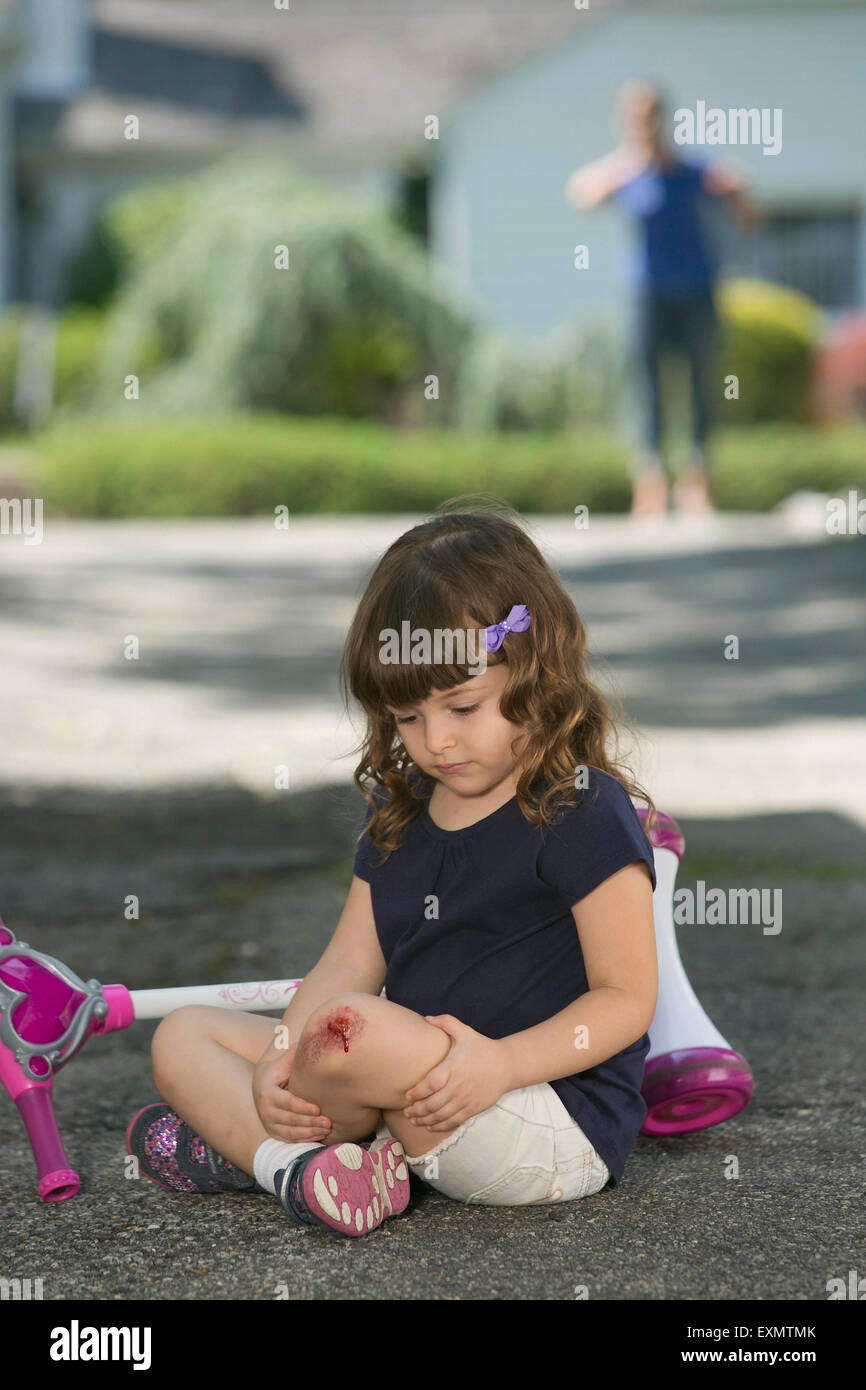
[[688, 156, 712, 189], [352, 788, 387, 882], [538, 771, 657, 908]]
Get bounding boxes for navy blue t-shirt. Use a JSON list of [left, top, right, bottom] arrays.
[[352, 767, 657, 1186], [614, 156, 717, 293]]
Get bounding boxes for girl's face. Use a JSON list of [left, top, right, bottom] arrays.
[[386, 660, 528, 795]]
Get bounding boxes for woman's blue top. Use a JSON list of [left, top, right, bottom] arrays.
[[614, 155, 718, 294]]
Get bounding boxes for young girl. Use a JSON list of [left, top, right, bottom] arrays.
[[127, 498, 659, 1237]]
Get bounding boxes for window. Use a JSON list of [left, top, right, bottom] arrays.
[[714, 205, 861, 309]]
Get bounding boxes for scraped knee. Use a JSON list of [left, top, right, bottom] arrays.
[[294, 994, 373, 1077]]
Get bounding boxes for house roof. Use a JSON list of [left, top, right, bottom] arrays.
[[31, 0, 604, 163], [21, 0, 862, 166]]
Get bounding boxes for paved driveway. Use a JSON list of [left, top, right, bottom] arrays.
[[0, 513, 863, 1300]]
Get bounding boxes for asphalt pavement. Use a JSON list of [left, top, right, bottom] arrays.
[[0, 512, 864, 1300]]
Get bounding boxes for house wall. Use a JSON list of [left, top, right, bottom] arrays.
[[431, 8, 866, 341]]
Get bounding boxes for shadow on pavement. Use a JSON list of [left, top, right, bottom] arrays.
[[0, 788, 862, 1299]]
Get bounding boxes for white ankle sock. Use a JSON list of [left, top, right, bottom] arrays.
[[253, 1138, 321, 1195]]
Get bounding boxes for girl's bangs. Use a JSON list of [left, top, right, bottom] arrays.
[[363, 592, 502, 712], [371, 652, 499, 712]]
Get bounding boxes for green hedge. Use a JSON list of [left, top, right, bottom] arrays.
[[0, 307, 106, 432], [21, 414, 866, 517], [711, 421, 866, 509], [25, 416, 628, 516], [715, 278, 821, 425]]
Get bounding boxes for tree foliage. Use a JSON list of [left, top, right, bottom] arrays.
[[87, 155, 477, 424]]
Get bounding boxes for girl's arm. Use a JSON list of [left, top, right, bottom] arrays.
[[259, 874, 386, 1063], [498, 860, 657, 1089], [252, 875, 387, 1140]]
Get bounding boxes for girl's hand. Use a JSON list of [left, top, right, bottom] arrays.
[[403, 1015, 512, 1131], [252, 1042, 332, 1143]]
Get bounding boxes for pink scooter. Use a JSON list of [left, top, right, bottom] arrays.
[[0, 808, 753, 1203], [636, 808, 754, 1135]]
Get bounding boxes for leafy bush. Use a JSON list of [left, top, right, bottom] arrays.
[[63, 178, 198, 307], [27, 415, 627, 516], [715, 277, 822, 424], [711, 421, 866, 509], [0, 307, 105, 433], [0, 308, 22, 427], [79, 156, 477, 426], [25, 413, 866, 518], [455, 321, 627, 433]]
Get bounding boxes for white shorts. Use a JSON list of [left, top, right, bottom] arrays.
[[376, 1082, 611, 1206]]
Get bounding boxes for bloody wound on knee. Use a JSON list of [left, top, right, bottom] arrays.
[[301, 1005, 365, 1062], [328, 1016, 351, 1052]]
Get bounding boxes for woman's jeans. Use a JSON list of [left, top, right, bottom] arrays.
[[631, 286, 721, 476]]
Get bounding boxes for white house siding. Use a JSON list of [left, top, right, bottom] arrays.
[[430, 7, 866, 342]]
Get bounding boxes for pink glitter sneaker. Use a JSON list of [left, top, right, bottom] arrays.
[[126, 1103, 258, 1193]]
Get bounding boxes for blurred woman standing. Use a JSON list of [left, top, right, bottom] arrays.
[[567, 81, 761, 517]]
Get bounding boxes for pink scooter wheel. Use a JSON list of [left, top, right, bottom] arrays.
[[641, 1047, 754, 1136]]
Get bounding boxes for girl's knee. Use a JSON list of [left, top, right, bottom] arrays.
[[153, 1004, 212, 1041], [151, 1005, 211, 1077], [295, 993, 375, 1075]]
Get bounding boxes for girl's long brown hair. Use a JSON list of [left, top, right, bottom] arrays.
[[340, 495, 657, 867]]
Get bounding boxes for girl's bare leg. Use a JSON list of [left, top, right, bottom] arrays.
[[151, 1006, 281, 1175], [150, 995, 459, 1176]]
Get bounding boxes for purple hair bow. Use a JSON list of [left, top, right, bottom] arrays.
[[484, 604, 531, 653]]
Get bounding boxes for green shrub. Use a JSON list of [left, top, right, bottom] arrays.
[[29, 414, 629, 517], [77, 156, 477, 426], [456, 322, 627, 433], [63, 217, 125, 308], [0, 306, 106, 433], [25, 413, 866, 518], [101, 178, 198, 277], [715, 277, 822, 424], [54, 309, 109, 407], [0, 308, 22, 429], [64, 178, 198, 308], [711, 421, 866, 509]]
